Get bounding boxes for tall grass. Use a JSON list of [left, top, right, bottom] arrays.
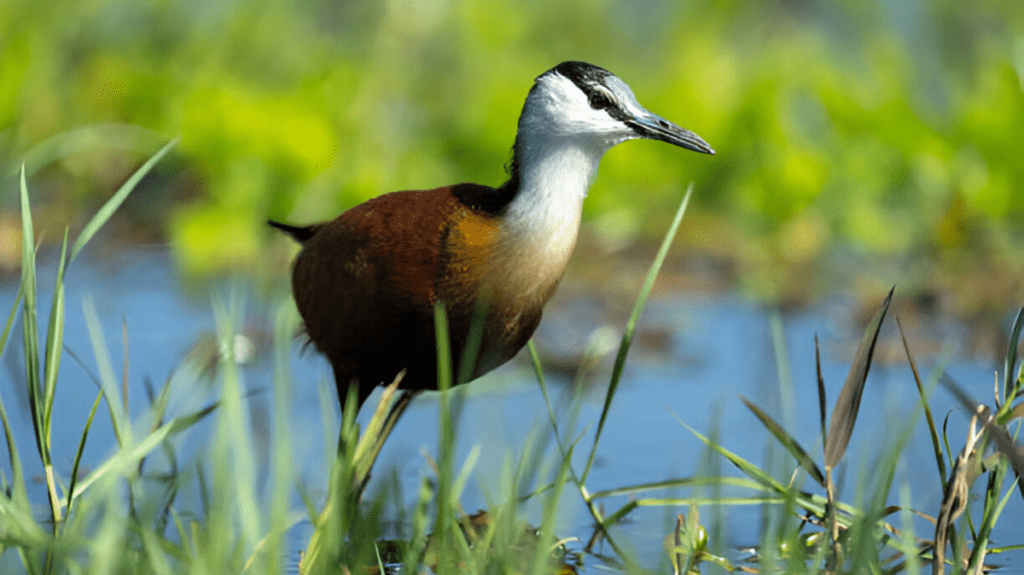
[[1, 140, 301, 573], [2, 147, 1021, 575]]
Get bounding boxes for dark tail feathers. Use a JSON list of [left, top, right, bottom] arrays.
[[268, 219, 318, 243]]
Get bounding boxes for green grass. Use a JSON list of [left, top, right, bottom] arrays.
[[2, 145, 1023, 574]]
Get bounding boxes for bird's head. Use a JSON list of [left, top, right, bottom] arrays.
[[516, 61, 715, 156]]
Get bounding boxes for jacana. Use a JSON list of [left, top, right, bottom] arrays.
[[270, 61, 714, 416]]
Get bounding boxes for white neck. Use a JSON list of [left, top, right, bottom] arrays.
[[504, 138, 604, 241], [478, 137, 600, 312]]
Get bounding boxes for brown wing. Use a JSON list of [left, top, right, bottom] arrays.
[[290, 188, 466, 396], [289, 183, 555, 401]]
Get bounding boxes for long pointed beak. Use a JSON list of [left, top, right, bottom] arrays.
[[627, 111, 715, 155]]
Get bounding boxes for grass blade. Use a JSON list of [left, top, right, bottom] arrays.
[[679, 420, 858, 521], [582, 182, 694, 485], [69, 418, 179, 500], [0, 391, 30, 511], [824, 287, 893, 469], [19, 164, 44, 464], [740, 396, 825, 487], [83, 294, 133, 447], [432, 301, 457, 572], [681, 420, 787, 495], [942, 376, 1024, 500], [896, 317, 947, 484], [64, 389, 103, 520], [209, 292, 260, 554], [0, 490, 49, 550], [1003, 307, 1023, 406], [589, 475, 763, 500], [69, 137, 178, 264], [69, 400, 218, 501], [14, 123, 168, 178], [41, 230, 69, 460], [0, 285, 22, 359], [815, 335, 827, 454]]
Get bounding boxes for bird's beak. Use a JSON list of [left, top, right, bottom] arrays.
[[627, 111, 715, 155]]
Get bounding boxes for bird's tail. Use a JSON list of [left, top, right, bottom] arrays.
[[267, 219, 318, 243]]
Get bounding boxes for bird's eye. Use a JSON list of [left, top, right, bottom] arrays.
[[588, 92, 613, 110]]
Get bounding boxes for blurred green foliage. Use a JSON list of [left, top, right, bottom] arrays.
[[1, 0, 1022, 302]]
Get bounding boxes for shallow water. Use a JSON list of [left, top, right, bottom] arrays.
[[2, 248, 1021, 572]]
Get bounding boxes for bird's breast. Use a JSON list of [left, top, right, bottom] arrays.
[[444, 207, 577, 308], [438, 205, 578, 377]]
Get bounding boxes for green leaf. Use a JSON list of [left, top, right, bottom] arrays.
[[896, 317, 947, 489], [69, 399, 218, 502], [69, 137, 178, 264], [1003, 307, 1024, 406], [82, 294, 133, 448], [42, 230, 69, 455], [741, 395, 825, 487], [582, 182, 694, 485], [824, 287, 893, 469], [680, 419, 852, 522], [0, 286, 22, 360], [65, 389, 104, 520], [19, 165, 45, 467], [13, 123, 168, 179], [681, 420, 786, 495], [0, 392, 30, 513]]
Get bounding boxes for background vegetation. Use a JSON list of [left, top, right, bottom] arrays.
[[2, 0, 1022, 306], [2, 2, 1023, 571]]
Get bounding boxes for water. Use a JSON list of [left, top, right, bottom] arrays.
[[2, 248, 1021, 572]]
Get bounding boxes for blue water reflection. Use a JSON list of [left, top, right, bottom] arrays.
[[1, 249, 1020, 572]]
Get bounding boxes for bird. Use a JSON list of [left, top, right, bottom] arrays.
[[270, 61, 714, 415]]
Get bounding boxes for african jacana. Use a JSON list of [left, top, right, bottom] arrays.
[[270, 61, 714, 413]]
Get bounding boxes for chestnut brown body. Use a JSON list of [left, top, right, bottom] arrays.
[[277, 183, 570, 406]]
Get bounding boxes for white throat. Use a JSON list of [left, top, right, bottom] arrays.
[[504, 137, 604, 244]]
